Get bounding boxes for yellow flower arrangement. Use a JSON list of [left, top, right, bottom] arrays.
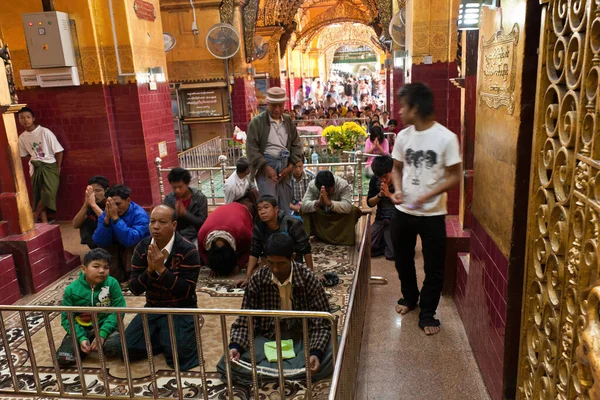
[[321, 121, 367, 152]]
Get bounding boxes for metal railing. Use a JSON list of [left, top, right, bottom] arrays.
[[0, 215, 372, 400], [0, 307, 337, 400], [156, 155, 366, 206]]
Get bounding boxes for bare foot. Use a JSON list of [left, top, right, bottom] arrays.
[[424, 326, 441, 335], [395, 304, 412, 315]]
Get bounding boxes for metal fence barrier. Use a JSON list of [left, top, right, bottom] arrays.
[[0, 214, 372, 400], [0, 307, 337, 400], [156, 156, 366, 207]]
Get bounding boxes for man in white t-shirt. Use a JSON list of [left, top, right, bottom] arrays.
[[223, 157, 259, 217], [390, 83, 462, 336], [17, 107, 64, 223]]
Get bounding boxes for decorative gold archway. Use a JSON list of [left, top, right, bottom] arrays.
[[292, 2, 374, 51], [315, 23, 382, 77]]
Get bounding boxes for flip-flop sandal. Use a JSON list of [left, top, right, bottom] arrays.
[[418, 317, 441, 330], [322, 272, 340, 287]]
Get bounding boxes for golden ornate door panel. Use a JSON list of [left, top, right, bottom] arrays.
[[518, 0, 600, 398]]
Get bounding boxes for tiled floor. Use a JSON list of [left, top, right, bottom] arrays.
[[356, 244, 491, 400]]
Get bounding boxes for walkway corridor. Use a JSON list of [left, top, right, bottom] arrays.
[[356, 246, 490, 399]]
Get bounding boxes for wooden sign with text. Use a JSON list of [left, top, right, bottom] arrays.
[[133, 0, 157, 21], [181, 87, 227, 118], [479, 23, 519, 115]]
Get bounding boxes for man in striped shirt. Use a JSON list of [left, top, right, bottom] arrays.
[[109, 205, 201, 371]]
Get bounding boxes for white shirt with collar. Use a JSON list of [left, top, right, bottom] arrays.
[[272, 265, 293, 311], [265, 114, 288, 157], [150, 233, 175, 264], [223, 172, 256, 203]]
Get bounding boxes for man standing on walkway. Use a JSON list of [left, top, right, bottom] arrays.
[[390, 83, 462, 336], [247, 87, 303, 213]]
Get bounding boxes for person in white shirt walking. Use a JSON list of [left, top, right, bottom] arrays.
[[17, 107, 64, 223], [223, 157, 259, 217], [390, 83, 462, 336]]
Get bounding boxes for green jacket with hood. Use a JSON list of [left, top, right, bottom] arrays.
[[61, 272, 126, 343]]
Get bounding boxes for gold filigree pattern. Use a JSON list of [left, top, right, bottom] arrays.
[[293, 2, 373, 51], [243, 0, 260, 63], [220, 0, 235, 23], [518, 1, 600, 398]]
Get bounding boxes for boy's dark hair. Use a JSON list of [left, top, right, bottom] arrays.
[[257, 195, 278, 208], [88, 175, 109, 190], [398, 83, 435, 117], [106, 184, 131, 200], [236, 157, 250, 174], [388, 119, 398, 126], [315, 170, 335, 190], [371, 155, 394, 177], [266, 233, 295, 259], [17, 107, 35, 117], [83, 248, 112, 267], [207, 244, 237, 276], [167, 167, 192, 185]]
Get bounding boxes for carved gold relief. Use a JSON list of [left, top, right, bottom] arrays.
[[243, 0, 260, 63], [518, 1, 600, 399], [293, 2, 373, 51], [478, 23, 519, 115], [220, 0, 235, 23]]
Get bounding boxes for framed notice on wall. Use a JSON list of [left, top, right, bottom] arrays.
[[179, 82, 229, 121]]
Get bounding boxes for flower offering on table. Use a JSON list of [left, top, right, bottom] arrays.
[[321, 121, 367, 152]]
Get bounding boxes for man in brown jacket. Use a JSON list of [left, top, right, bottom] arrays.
[[246, 87, 304, 213]]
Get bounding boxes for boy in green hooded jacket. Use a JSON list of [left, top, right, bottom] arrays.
[[57, 248, 126, 366]]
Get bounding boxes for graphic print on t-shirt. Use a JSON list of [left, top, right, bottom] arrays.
[[32, 142, 45, 158], [405, 148, 438, 185]]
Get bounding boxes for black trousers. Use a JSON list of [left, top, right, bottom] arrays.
[[391, 210, 446, 320], [111, 313, 199, 371]]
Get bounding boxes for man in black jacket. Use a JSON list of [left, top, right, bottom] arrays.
[[110, 205, 202, 371], [164, 167, 208, 246], [239, 195, 313, 288]]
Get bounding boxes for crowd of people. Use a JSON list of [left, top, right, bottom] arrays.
[[17, 81, 461, 381], [289, 75, 395, 132]]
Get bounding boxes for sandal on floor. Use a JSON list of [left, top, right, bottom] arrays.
[[418, 317, 441, 330]]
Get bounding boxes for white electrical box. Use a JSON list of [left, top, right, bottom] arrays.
[[22, 11, 75, 68]]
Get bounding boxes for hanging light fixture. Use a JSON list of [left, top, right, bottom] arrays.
[[457, 0, 483, 30]]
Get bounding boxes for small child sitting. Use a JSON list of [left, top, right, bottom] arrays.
[[57, 248, 126, 366]]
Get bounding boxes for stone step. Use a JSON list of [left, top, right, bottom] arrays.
[[62, 251, 81, 275], [0, 254, 21, 304], [0, 221, 8, 239]]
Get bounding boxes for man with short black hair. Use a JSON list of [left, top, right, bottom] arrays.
[[301, 171, 361, 245], [92, 184, 150, 282], [112, 205, 201, 371], [73, 176, 110, 249], [17, 106, 64, 223], [220, 233, 333, 383], [223, 157, 259, 217], [390, 82, 462, 336], [164, 167, 208, 246], [241, 195, 313, 287]]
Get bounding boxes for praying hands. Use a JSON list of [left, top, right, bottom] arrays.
[[103, 197, 119, 224], [315, 186, 332, 209], [147, 243, 166, 275]]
